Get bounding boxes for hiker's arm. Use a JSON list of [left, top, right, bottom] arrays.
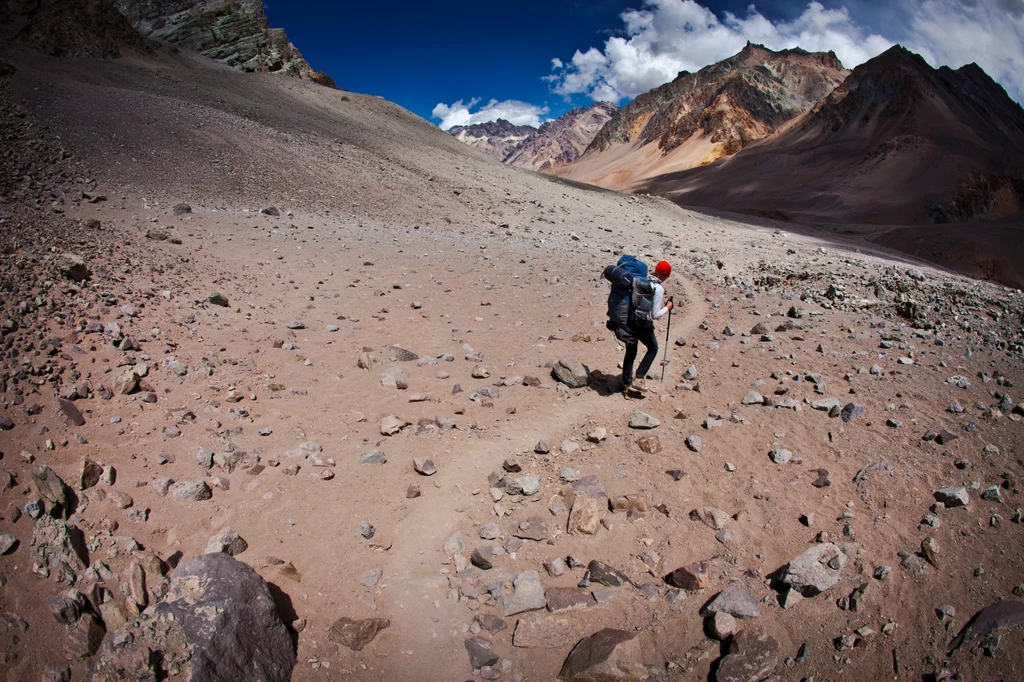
[[652, 286, 670, 319]]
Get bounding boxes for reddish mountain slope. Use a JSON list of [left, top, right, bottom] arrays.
[[556, 43, 849, 189], [639, 46, 1024, 226]]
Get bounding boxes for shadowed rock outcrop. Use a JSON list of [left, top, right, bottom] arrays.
[[92, 553, 296, 682]]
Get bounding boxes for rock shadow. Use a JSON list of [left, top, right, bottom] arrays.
[[267, 581, 300, 650], [587, 369, 622, 397]]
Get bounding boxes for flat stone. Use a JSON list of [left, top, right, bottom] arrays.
[[513, 517, 549, 541], [742, 391, 764, 405], [609, 494, 648, 514], [685, 435, 702, 452], [465, 636, 499, 669], [170, 481, 212, 502], [413, 457, 437, 475], [31, 464, 70, 515], [692, 506, 730, 530], [709, 611, 738, 640], [841, 403, 867, 422], [811, 398, 842, 412], [501, 570, 546, 616], [947, 599, 1024, 655], [57, 399, 86, 427], [665, 561, 708, 591], [284, 442, 320, 459], [471, 547, 494, 570], [781, 542, 847, 596], [479, 523, 500, 540], [586, 560, 630, 587], [636, 435, 661, 454], [570, 475, 607, 499], [329, 617, 390, 651], [379, 415, 410, 435], [557, 629, 645, 682], [361, 449, 386, 465], [80, 459, 103, 490], [107, 491, 134, 509], [568, 496, 602, 535], [769, 448, 792, 464], [547, 587, 594, 612], [628, 411, 660, 429], [513, 612, 582, 649], [935, 487, 969, 507], [474, 614, 508, 635], [205, 527, 248, 556], [716, 629, 781, 682], [702, 586, 761, 619]]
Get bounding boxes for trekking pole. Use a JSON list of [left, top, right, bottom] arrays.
[[660, 297, 673, 384]]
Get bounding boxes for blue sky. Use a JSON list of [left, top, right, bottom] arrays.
[[265, 1, 1024, 129]]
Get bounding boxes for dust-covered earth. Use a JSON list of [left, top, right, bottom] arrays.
[[2, 43, 1024, 682]]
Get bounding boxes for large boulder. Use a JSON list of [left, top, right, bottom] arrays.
[[92, 553, 295, 682], [552, 358, 589, 388], [58, 253, 91, 282]]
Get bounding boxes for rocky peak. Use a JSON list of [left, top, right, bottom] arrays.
[[806, 43, 1024, 148], [585, 43, 849, 163], [447, 119, 539, 162], [504, 102, 620, 171]]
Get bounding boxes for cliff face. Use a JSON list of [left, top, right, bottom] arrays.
[[585, 43, 849, 163], [504, 102, 619, 171], [447, 119, 538, 162], [114, 0, 320, 78]]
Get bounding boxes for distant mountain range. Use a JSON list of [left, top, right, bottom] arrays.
[[558, 43, 850, 189], [505, 102, 619, 171], [545, 42, 1024, 230], [446, 102, 619, 171], [630, 45, 1024, 226], [448, 119, 538, 164]]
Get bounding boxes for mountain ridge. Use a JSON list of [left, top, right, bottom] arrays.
[[558, 42, 850, 190], [641, 43, 1024, 225]]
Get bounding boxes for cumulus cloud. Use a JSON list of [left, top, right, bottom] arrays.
[[549, 0, 1024, 103], [432, 98, 550, 130], [904, 0, 1024, 103]]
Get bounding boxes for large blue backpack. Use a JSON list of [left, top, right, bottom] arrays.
[[603, 255, 656, 333]]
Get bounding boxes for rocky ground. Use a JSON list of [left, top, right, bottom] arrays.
[[1, 44, 1024, 682]]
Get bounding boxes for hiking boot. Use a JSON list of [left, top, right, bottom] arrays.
[[633, 378, 647, 392]]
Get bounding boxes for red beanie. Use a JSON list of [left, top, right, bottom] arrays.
[[654, 260, 671, 279]]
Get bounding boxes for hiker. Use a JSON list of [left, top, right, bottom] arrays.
[[603, 257, 674, 397]]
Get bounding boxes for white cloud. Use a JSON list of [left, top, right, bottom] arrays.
[[432, 98, 551, 130], [903, 0, 1024, 103], [548, 0, 1024, 104]]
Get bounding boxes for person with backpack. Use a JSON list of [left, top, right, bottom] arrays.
[[603, 257, 674, 398]]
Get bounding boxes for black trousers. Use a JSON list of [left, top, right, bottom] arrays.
[[622, 325, 659, 385]]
